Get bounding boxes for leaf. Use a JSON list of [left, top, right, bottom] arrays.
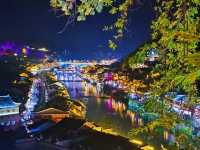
[[108, 40, 117, 50]]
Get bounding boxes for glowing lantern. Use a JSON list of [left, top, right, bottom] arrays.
[[20, 72, 29, 78], [163, 130, 169, 141], [22, 48, 27, 55]]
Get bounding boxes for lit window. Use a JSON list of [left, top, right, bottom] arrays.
[[6, 121, 11, 126], [11, 121, 16, 125]]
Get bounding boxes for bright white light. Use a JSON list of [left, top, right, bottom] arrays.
[[38, 48, 49, 52]]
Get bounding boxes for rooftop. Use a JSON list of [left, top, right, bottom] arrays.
[[35, 108, 69, 115], [0, 95, 20, 109], [174, 95, 186, 102]]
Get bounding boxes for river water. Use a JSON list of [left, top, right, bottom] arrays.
[[64, 81, 142, 137]]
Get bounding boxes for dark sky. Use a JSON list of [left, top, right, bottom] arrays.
[[0, 0, 154, 60]]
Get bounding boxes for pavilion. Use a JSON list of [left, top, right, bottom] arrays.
[[0, 95, 21, 130], [33, 108, 70, 123]]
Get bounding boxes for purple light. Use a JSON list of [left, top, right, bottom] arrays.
[[0, 42, 16, 50], [105, 98, 113, 111], [0, 42, 21, 56], [104, 72, 113, 81]]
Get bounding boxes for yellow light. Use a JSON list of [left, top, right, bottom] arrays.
[[139, 118, 143, 126], [38, 47, 48, 52], [140, 145, 154, 150], [129, 139, 143, 145], [22, 48, 27, 54], [163, 130, 169, 141], [20, 72, 29, 78]]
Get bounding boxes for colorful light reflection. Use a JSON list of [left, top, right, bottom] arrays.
[[105, 98, 126, 113], [104, 98, 144, 127]]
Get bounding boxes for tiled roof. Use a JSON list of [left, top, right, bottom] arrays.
[[36, 108, 68, 114], [0, 95, 20, 109]]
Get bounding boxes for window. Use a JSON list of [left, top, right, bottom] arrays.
[[11, 121, 15, 125], [6, 121, 10, 126]]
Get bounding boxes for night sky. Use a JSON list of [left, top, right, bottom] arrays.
[[0, 0, 154, 60]]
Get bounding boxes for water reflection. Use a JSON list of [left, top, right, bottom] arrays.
[[64, 81, 143, 136], [104, 98, 144, 128], [65, 81, 101, 98], [105, 98, 126, 113]]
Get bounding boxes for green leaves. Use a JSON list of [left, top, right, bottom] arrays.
[[192, 0, 200, 5], [151, 0, 200, 94], [108, 40, 117, 50], [109, 7, 118, 14], [186, 53, 200, 67], [114, 18, 125, 29], [50, 0, 114, 21], [50, 0, 133, 49], [77, 15, 86, 21]]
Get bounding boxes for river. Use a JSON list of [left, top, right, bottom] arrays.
[[64, 81, 142, 137]]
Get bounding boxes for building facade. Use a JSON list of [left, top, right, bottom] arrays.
[[33, 108, 70, 123], [0, 95, 21, 130]]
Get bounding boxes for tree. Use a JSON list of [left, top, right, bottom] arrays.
[[50, 0, 200, 148], [129, 0, 200, 148], [150, 0, 200, 102], [50, 0, 139, 49]]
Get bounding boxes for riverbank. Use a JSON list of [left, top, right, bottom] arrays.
[[25, 117, 142, 150], [80, 62, 200, 149], [23, 70, 153, 150], [60, 79, 157, 149], [79, 66, 171, 148]]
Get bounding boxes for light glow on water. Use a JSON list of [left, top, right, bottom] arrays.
[[105, 98, 126, 113], [58, 67, 144, 136]]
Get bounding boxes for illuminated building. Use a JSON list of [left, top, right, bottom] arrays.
[[0, 95, 21, 130], [0, 42, 48, 59], [104, 72, 113, 81], [146, 49, 159, 62], [33, 108, 70, 123], [22, 47, 28, 57]]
